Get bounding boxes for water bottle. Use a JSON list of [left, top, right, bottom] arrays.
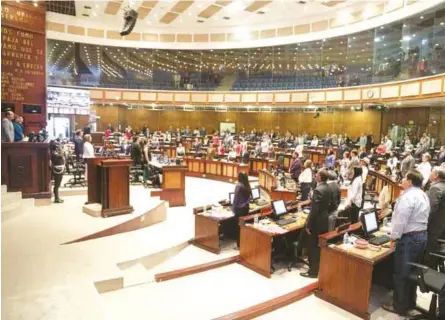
[[254, 214, 259, 226], [343, 232, 349, 245], [297, 204, 302, 213], [383, 217, 388, 227]]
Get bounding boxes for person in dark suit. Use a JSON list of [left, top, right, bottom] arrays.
[[301, 169, 332, 278], [73, 130, 83, 161], [289, 151, 302, 184], [424, 166, 445, 268], [328, 170, 341, 214], [130, 136, 142, 165], [83, 124, 91, 136]]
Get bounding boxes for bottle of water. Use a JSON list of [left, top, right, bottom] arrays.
[[297, 204, 302, 213], [343, 232, 349, 245], [383, 217, 388, 227], [254, 214, 259, 226]]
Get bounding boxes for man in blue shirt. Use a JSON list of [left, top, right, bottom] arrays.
[[383, 170, 430, 316], [13, 116, 24, 142]]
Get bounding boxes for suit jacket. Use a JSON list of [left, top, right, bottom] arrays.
[[306, 182, 332, 234], [401, 155, 415, 177], [289, 157, 302, 180], [73, 136, 83, 157], [427, 181, 445, 237], [328, 182, 341, 214], [2, 118, 14, 142]]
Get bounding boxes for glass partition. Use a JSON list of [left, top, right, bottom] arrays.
[[47, 4, 445, 91]]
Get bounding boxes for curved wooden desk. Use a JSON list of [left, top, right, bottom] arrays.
[[367, 169, 402, 202], [150, 163, 187, 207], [258, 169, 297, 202], [317, 169, 402, 319], [183, 158, 249, 182]]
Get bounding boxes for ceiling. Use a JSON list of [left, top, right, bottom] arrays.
[[65, 0, 384, 32]]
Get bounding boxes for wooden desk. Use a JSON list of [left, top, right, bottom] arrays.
[[367, 169, 402, 202], [249, 158, 277, 176], [151, 163, 187, 207], [239, 203, 308, 278], [317, 208, 395, 319], [1, 142, 51, 199], [183, 158, 249, 183], [193, 201, 269, 254], [317, 234, 394, 319], [258, 169, 296, 202]]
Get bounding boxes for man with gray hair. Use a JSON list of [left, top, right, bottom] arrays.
[[424, 166, 445, 268], [2, 110, 14, 142]]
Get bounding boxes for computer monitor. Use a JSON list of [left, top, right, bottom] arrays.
[[228, 192, 235, 205], [360, 210, 379, 238], [272, 200, 288, 219], [251, 187, 260, 201]]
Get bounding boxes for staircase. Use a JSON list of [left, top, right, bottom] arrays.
[[1, 185, 35, 222], [215, 74, 237, 91]]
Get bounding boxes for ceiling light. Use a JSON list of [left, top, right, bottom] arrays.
[[397, 101, 402, 106], [441, 22, 445, 26], [420, 16, 424, 19]]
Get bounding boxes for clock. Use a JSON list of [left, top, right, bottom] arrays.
[[367, 90, 375, 98]]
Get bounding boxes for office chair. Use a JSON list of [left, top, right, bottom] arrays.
[[130, 164, 144, 184], [64, 161, 86, 188], [407, 252, 445, 320]]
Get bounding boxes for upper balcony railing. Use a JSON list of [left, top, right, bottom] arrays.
[[47, 4, 445, 92]]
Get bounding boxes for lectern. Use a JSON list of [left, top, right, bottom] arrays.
[[85, 157, 133, 217]]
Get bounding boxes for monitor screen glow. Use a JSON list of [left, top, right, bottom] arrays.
[[251, 187, 260, 200], [272, 200, 287, 217], [364, 212, 378, 234]]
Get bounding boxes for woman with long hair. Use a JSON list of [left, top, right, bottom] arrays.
[[346, 166, 363, 223], [231, 171, 252, 247]]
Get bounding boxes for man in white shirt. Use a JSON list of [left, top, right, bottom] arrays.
[[383, 170, 429, 316], [385, 136, 393, 152], [361, 157, 369, 183], [260, 140, 269, 154], [358, 133, 367, 148]]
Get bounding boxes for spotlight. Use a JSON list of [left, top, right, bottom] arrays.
[[120, 8, 138, 36]]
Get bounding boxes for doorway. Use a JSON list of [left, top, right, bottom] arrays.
[[47, 115, 70, 139]]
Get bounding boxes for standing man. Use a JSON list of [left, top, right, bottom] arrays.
[[383, 170, 430, 316], [424, 167, 445, 268], [358, 133, 367, 149], [83, 124, 91, 136], [301, 169, 331, 278], [13, 116, 24, 142], [2, 110, 14, 142], [401, 150, 416, 177], [73, 130, 83, 161], [327, 170, 341, 231], [289, 151, 302, 184]]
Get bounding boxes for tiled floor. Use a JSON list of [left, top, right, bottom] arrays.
[[2, 176, 432, 319]]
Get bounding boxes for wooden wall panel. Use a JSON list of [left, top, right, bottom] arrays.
[[381, 107, 430, 137], [92, 107, 386, 139]]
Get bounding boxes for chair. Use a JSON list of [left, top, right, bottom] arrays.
[[407, 251, 445, 320], [130, 164, 144, 184], [64, 161, 86, 188]]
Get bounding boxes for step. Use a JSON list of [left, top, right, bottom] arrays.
[[1, 185, 7, 193], [1, 198, 35, 222], [1, 192, 22, 207], [122, 263, 152, 287]]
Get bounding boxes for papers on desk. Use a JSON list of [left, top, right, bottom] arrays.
[[199, 208, 234, 220], [252, 224, 287, 234]]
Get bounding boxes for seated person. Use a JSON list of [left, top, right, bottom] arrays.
[[379, 185, 391, 211], [217, 144, 225, 157], [228, 148, 237, 162], [176, 143, 185, 158], [376, 143, 387, 155], [206, 145, 215, 160], [310, 135, 319, 147]]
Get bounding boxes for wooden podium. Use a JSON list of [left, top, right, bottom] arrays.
[[151, 164, 187, 207], [85, 157, 133, 217], [1, 142, 51, 199]]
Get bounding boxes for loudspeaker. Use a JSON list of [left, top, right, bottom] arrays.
[[120, 9, 138, 36]]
